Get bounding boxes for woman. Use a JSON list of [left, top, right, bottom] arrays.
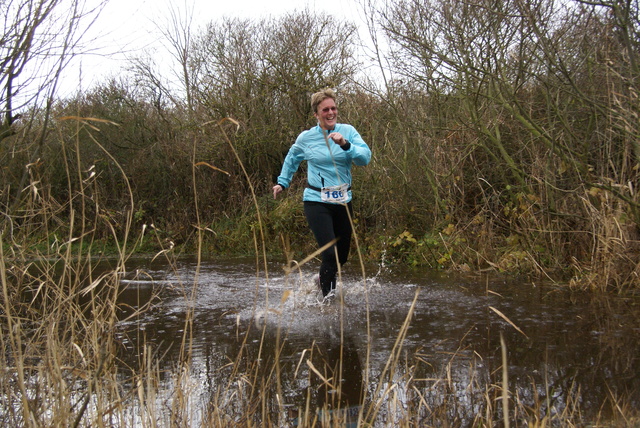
[[272, 88, 371, 297]]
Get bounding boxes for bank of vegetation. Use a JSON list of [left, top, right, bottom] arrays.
[[3, 0, 640, 293]]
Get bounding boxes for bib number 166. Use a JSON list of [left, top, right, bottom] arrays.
[[321, 183, 349, 203]]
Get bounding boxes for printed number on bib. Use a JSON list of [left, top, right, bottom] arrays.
[[321, 183, 349, 203]]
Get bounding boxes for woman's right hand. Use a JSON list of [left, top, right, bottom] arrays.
[[272, 184, 284, 199]]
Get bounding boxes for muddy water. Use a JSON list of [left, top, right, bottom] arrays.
[[114, 256, 640, 425]]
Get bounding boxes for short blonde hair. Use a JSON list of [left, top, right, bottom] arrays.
[[311, 88, 337, 113]]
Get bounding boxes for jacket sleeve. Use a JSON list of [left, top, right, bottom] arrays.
[[344, 126, 371, 166], [276, 139, 305, 188]]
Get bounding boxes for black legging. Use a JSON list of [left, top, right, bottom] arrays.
[[304, 201, 353, 296]]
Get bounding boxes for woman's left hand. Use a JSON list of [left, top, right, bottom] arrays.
[[328, 132, 347, 147]]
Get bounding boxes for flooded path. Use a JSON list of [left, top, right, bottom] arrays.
[[114, 256, 640, 426]]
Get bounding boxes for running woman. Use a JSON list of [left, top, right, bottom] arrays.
[[272, 88, 371, 297]]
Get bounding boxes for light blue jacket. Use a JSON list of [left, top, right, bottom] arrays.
[[276, 123, 371, 203]]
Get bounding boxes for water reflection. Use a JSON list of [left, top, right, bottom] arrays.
[[111, 257, 640, 426], [309, 333, 363, 426]]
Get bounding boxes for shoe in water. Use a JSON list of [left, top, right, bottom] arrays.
[[322, 289, 336, 304]]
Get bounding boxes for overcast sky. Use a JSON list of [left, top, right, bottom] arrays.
[[66, 0, 366, 97]]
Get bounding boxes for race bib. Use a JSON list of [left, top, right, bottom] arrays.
[[321, 183, 349, 203]]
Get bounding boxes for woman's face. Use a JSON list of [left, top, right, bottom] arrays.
[[314, 98, 338, 131]]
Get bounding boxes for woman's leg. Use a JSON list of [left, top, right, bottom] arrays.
[[333, 202, 353, 266], [304, 202, 353, 296], [304, 202, 337, 295]]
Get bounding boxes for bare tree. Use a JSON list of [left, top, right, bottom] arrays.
[[161, 0, 196, 112], [259, 10, 360, 122], [189, 16, 260, 120], [1, 0, 103, 139], [128, 0, 196, 117], [1, 0, 104, 217]]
